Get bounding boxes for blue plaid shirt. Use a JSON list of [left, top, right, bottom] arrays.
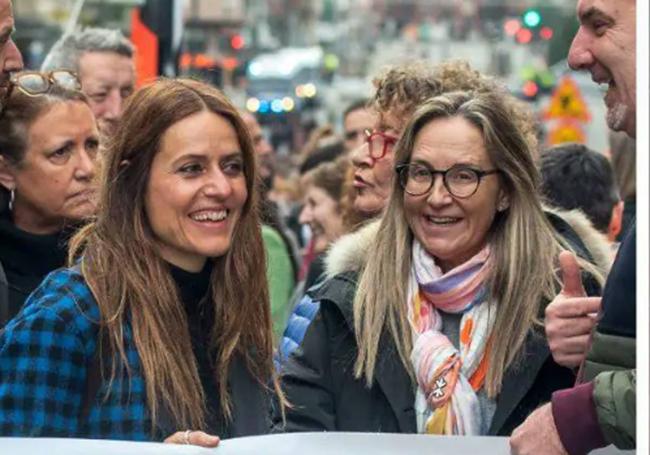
[[0, 267, 153, 441]]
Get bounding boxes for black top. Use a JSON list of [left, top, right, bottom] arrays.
[[599, 224, 636, 337], [0, 210, 70, 325], [169, 261, 231, 438]]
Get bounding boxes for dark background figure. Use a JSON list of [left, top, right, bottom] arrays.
[[0, 0, 23, 322], [41, 27, 135, 138], [0, 72, 98, 325], [608, 130, 635, 242], [342, 98, 375, 154], [540, 143, 622, 242]]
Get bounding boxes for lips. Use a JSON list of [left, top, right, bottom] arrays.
[[67, 189, 95, 200], [189, 208, 229, 223], [353, 174, 371, 188], [423, 214, 462, 227]]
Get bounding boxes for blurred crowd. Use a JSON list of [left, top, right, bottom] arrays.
[[0, 0, 638, 453]]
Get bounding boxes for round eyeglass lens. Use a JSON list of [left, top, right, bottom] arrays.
[[18, 74, 49, 95], [51, 71, 81, 91], [446, 167, 479, 197]]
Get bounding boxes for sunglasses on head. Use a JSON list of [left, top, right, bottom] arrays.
[[0, 70, 82, 115]]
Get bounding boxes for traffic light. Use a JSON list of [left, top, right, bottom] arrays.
[[230, 34, 245, 51], [522, 9, 542, 28]]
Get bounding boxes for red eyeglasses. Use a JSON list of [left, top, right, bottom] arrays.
[[364, 128, 399, 160]]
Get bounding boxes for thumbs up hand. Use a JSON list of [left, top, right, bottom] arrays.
[[544, 251, 601, 368]]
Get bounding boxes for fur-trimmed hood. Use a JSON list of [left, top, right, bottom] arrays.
[[325, 207, 613, 278]]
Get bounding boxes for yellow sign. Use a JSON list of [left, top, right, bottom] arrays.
[[547, 120, 586, 145], [543, 77, 591, 122]]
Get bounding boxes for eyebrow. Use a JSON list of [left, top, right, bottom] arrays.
[[579, 6, 614, 24], [172, 151, 242, 165]]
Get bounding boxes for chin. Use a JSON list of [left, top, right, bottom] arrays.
[[354, 197, 383, 217]]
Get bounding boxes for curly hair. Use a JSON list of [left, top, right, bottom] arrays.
[[371, 60, 538, 151]]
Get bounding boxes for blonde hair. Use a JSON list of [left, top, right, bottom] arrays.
[[353, 91, 604, 396]]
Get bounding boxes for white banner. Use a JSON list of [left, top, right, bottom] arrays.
[[0, 433, 635, 454]]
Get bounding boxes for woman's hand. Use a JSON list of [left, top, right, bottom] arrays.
[[164, 430, 220, 448]]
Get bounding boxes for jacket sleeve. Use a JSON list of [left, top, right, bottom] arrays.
[[277, 292, 321, 365], [262, 225, 296, 341], [593, 369, 636, 450], [0, 280, 88, 437], [273, 305, 337, 432]]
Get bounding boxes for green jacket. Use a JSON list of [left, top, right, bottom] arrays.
[[586, 332, 636, 449], [262, 225, 295, 341]]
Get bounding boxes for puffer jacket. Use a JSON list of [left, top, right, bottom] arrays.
[[276, 208, 612, 366]]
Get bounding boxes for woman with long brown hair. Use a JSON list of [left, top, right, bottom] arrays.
[[0, 78, 284, 444]]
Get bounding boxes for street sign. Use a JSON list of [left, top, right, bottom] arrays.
[[548, 120, 587, 145], [543, 76, 592, 122]]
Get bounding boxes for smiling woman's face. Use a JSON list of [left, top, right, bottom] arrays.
[[145, 110, 248, 272], [299, 184, 345, 254], [404, 116, 507, 272]]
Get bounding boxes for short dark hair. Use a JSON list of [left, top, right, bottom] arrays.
[[343, 98, 369, 121], [299, 140, 344, 175], [540, 143, 620, 233]]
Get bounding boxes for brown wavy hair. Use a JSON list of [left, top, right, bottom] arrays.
[[371, 60, 538, 152], [69, 78, 284, 432]]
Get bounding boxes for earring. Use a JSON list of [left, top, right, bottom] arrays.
[[8, 189, 14, 211]]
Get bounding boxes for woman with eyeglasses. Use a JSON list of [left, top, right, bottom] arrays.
[[276, 60, 542, 365], [0, 71, 98, 325], [275, 90, 611, 436], [0, 78, 285, 444]]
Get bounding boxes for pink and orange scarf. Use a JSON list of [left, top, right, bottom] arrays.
[[408, 240, 495, 435]]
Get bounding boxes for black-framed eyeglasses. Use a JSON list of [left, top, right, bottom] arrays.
[[364, 128, 399, 160], [396, 162, 500, 198], [0, 70, 81, 115]]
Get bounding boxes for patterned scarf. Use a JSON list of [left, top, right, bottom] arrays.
[[408, 240, 495, 435]]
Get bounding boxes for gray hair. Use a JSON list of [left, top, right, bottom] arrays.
[[41, 27, 134, 72]]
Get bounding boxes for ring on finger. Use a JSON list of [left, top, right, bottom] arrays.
[[183, 429, 192, 445]]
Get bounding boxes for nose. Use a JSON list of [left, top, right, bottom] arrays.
[[203, 169, 234, 200], [350, 141, 373, 168], [74, 148, 96, 181], [298, 204, 312, 225], [103, 90, 124, 120], [567, 27, 593, 71], [425, 175, 453, 207], [2, 39, 24, 74]]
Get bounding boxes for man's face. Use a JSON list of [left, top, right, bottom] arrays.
[[242, 112, 274, 190], [78, 51, 135, 136], [343, 107, 375, 153], [568, 0, 636, 137], [0, 0, 23, 87]]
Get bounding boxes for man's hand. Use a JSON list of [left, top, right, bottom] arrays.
[[510, 403, 568, 455], [545, 251, 601, 368]]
